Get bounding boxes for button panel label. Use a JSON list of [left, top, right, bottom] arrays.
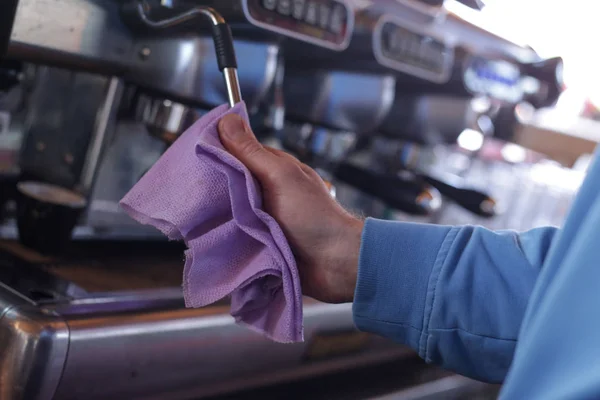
[[244, 0, 353, 50], [374, 16, 453, 83]]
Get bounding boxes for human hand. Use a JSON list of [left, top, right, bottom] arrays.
[[218, 114, 363, 303]]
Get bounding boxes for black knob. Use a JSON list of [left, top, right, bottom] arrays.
[[523, 57, 564, 108], [422, 173, 498, 218]]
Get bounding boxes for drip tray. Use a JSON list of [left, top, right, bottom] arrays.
[[0, 239, 412, 400], [0, 240, 185, 294]]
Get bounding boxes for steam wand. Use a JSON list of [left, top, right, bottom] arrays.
[[136, 1, 242, 108]]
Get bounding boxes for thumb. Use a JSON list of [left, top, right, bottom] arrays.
[[218, 114, 278, 180]]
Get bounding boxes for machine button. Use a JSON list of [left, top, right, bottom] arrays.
[[319, 4, 331, 29], [292, 0, 305, 19], [409, 36, 421, 63], [398, 32, 411, 58], [305, 1, 318, 25], [386, 30, 399, 53], [424, 46, 436, 69], [330, 3, 345, 34], [434, 51, 445, 69], [277, 0, 292, 15], [404, 36, 416, 61], [262, 0, 277, 11]]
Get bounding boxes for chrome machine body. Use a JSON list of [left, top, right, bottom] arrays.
[[0, 0, 564, 399], [0, 1, 411, 400], [282, 0, 564, 221]]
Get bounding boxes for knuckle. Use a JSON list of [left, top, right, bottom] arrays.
[[265, 161, 297, 183], [278, 161, 301, 178], [238, 139, 263, 158]]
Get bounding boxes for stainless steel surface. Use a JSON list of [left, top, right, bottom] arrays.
[[380, 96, 478, 144], [7, 0, 538, 104], [284, 71, 396, 134], [0, 274, 411, 400], [130, 38, 277, 108], [393, 0, 447, 19], [280, 123, 358, 164], [8, 0, 132, 72], [443, 9, 537, 64], [0, 285, 69, 400], [224, 67, 243, 107], [53, 300, 382, 399], [83, 37, 279, 236], [372, 1, 537, 66], [278, 1, 439, 76], [136, 1, 226, 27], [19, 67, 114, 188], [135, 95, 192, 143], [79, 77, 124, 193]]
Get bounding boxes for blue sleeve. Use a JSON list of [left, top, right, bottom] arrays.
[[353, 218, 558, 383], [499, 152, 600, 399]]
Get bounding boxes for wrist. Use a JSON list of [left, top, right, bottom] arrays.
[[326, 216, 364, 303]]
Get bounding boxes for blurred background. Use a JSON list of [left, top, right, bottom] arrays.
[[0, 0, 596, 399]]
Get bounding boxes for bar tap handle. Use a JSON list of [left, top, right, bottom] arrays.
[[136, 0, 242, 107], [334, 163, 442, 216]]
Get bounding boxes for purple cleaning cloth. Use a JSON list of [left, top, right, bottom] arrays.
[[120, 102, 303, 343]]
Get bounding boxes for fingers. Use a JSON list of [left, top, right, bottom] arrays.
[[264, 146, 294, 159], [218, 114, 280, 181], [265, 147, 326, 181], [298, 162, 320, 178], [219, 114, 326, 188], [264, 147, 303, 164]]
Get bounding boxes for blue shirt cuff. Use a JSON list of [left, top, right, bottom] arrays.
[[353, 218, 457, 357]]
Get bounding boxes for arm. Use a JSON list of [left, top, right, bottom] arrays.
[[499, 152, 600, 399], [216, 114, 559, 384], [353, 218, 558, 383]]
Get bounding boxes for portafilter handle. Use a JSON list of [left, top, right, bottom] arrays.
[[136, 1, 242, 108], [334, 163, 443, 216]]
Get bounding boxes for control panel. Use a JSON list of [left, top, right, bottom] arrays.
[[243, 0, 354, 50], [464, 57, 524, 103], [373, 16, 454, 83]]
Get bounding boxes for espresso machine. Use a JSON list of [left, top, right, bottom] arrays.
[[0, 0, 565, 399], [277, 1, 484, 222], [320, 0, 564, 225], [276, 1, 445, 222], [0, 1, 437, 400]]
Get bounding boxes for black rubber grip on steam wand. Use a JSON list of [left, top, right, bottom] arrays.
[[212, 23, 237, 71]]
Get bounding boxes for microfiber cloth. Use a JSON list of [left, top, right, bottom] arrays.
[[120, 102, 303, 343]]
